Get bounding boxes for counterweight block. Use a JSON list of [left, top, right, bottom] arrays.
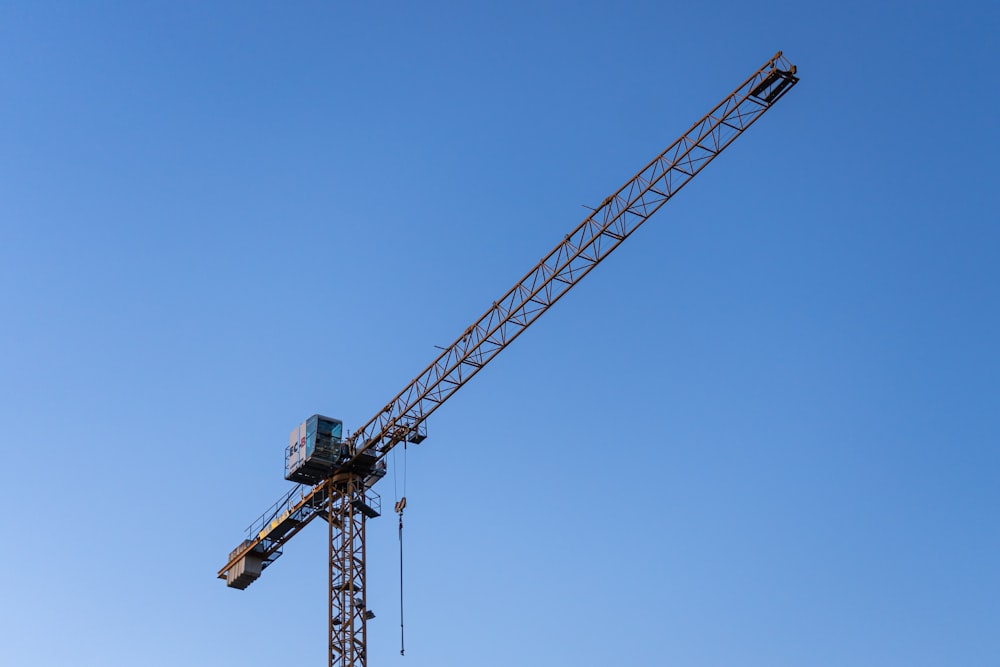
[[225, 541, 265, 590]]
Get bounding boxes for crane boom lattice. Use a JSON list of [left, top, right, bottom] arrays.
[[218, 51, 799, 667]]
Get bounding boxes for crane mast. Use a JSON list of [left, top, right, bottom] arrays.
[[218, 52, 799, 667]]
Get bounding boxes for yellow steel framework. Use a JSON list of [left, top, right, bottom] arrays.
[[218, 51, 799, 667]]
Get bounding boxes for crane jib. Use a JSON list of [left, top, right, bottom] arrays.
[[220, 50, 798, 584], [219, 49, 798, 583], [347, 52, 798, 463], [218, 50, 799, 667]]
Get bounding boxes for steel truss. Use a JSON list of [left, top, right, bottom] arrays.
[[328, 474, 371, 667], [219, 51, 798, 667]]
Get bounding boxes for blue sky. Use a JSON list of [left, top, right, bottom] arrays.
[[1, 2, 997, 665]]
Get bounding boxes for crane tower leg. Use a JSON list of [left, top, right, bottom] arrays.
[[328, 473, 370, 667]]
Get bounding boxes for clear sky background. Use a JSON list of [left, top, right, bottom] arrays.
[[1, 2, 997, 666]]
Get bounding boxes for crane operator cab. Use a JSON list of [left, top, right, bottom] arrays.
[[285, 414, 349, 484]]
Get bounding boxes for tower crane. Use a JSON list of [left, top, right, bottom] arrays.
[[217, 51, 799, 667]]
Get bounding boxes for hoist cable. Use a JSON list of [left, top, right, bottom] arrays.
[[393, 444, 408, 655], [398, 508, 405, 656], [392, 447, 399, 504]]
